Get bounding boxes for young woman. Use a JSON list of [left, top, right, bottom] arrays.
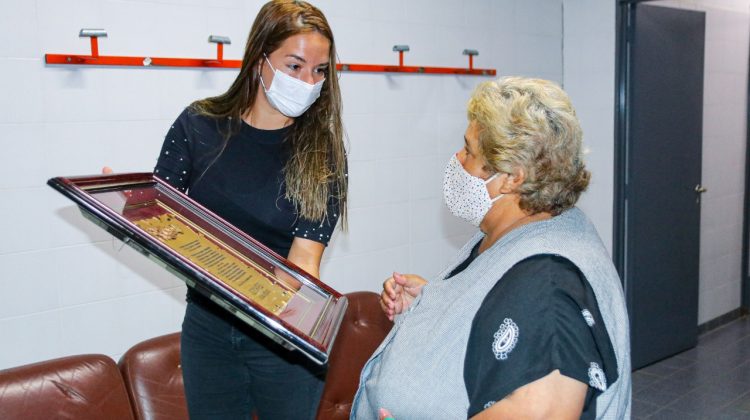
[[153, 1, 346, 418]]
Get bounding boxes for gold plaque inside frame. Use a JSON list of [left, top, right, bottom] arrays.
[[132, 200, 296, 315]]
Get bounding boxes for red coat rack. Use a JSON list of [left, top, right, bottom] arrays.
[[44, 30, 496, 76]]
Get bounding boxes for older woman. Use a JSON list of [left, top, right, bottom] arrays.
[[351, 77, 631, 419]]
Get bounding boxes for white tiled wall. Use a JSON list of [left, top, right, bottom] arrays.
[[653, 0, 750, 324], [0, 0, 624, 369], [562, 0, 616, 254]]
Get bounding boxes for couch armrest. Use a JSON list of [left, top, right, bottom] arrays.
[[316, 291, 393, 420], [118, 332, 187, 420], [0, 354, 135, 420]]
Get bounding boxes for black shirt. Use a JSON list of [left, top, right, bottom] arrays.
[[450, 248, 618, 418], [154, 107, 340, 258]]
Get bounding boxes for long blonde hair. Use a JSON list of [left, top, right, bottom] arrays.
[[192, 0, 347, 226]]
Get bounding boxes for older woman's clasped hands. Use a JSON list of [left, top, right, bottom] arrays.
[[379, 272, 427, 321]]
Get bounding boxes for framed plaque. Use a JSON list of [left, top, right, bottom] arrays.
[[48, 172, 347, 365]]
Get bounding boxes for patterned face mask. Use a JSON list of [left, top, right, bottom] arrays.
[[442, 154, 503, 227]]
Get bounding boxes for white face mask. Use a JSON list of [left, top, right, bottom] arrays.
[[260, 55, 325, 117], [443, 154, 504, 227]]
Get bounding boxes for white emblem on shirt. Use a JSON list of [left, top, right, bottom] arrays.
[[581, 309, 595, 327], [588, 362, 607, 391], [484, 401, 496, 409], [492, 318, 519, 360]]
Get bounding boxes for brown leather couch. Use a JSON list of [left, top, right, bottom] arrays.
[[0, 291, 391, 420]]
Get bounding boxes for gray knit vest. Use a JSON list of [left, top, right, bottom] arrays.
[[351, 208, 631, 419]]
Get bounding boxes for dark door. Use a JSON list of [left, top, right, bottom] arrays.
[[626, 4, 705, 369]]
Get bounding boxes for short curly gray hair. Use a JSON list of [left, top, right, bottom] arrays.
[[467, 76, 590, 215]]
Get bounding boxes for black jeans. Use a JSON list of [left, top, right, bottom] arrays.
[[181, 293, 326, 420]]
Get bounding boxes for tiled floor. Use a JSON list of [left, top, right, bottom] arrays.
[[632, 316, 750, 419]]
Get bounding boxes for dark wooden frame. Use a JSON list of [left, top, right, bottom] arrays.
[[48, 172, 348, 365]]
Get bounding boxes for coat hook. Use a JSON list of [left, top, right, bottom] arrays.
[[393, 45, 410, 66], [79, 28, 107, 57], [208, 35, 231, 61], [463, 49, 479, 71]]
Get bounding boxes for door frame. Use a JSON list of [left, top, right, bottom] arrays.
[[613, 0, 657, 293], [744, 39, 750, 310], [615, 0, 750, 316]]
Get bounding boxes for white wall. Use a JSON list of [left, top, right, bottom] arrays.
[[320, 0, 569, 290], [0, 0, 623, 369], [562, 0, 616, 254], [652, 0, 749, 324]]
